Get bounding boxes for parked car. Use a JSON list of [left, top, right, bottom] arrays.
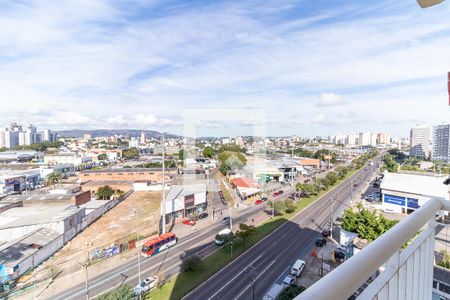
[[281, 275, 296, 287], [134, 276, 158, 295], [334, 250, 345, 262], [198, 212, 208, 219], [214, 228, 232, 245], [255, 199, 263, 205], [322, 228, 331, 237], [290, 259, 306, 277], [278, 190, 284, 195], [182, 219, 196, 226], [273, 192, 279, 197], [304, 179, 311, 183], [261, 197, 268, 202], [222, 216, 230, 224], [316, 238, 327, 247]]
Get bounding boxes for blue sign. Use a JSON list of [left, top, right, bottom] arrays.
[[407, 198, 419, 209], [384, 194, 405, 206]]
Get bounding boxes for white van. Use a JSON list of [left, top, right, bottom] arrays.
[[290, 259, 306, 277], [214, 228, 232, 245], [263, 284, 284, 300]]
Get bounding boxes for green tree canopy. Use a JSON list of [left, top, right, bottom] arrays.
[[342, 205, 399, 242], [383, 154, 399, 173], [202, 146, 216, 158], [235, 223, 256, 248], [218, 151, 247, 175], [276, 285, 306, 300], [122, 147, 139, 159], [45, 172, 61, 189], [96, 185, 115, 200], [178, 149, 185, 161], [97, 153, 108, 160]]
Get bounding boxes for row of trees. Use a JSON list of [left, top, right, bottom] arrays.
[[342, 204, 398, 242], [268, 199, 297, 215], [218, 150, 247, 175]]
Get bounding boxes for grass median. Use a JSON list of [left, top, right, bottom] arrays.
[[146, 168, 360, 300]]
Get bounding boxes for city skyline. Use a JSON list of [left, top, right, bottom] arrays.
[[1, 1, 449, 137]]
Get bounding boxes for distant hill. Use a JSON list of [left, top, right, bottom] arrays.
[[56, 129, 180, 139]]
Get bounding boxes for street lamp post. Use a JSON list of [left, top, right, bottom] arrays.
[[162, 133, 166, 234]]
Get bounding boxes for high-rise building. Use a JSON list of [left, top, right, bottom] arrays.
[[345, 133, 358, 146], [410, 125, 430, 158], [358, 132, 371, 146], [4, 130, 19, 148], [140, 132, 146, 144], [377, 132, 390, 144], [432, 124, 450, 163]]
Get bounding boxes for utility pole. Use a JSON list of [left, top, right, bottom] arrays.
[[77, 255, 89, 300], [161, 133, 166, 234], [136, 209, 141, 285], [291, 142, 294, 187]]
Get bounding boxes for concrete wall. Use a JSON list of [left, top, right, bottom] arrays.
[[75, 190, 91, 206], [80, 169, 176, 182], [0, 222, 65, 241]]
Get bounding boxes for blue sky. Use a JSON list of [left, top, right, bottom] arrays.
[[0, 0, 449, 137]]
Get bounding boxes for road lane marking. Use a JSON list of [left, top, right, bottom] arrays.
[[232, 260, 276, 300], [207, 254, 263, 300]]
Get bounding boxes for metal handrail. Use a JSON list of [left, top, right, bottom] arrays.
[[296, 197, 450, 300]]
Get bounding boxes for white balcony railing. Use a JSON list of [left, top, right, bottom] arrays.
[[296, 197, 450, 300]]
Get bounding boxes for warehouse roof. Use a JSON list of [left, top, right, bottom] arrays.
[[165, 183, 206, 201], [380, 172, 449, 199], [0, 228, 61, 267]]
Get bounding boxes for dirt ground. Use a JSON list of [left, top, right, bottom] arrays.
[[81, 180, 134, 194], [36, 191, 162, 278]]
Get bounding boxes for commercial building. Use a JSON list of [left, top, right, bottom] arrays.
[[410, 124, 431, 158], [40, 164, 75, 179], [358, 132, 371, 146], [380, 171, 449, 214], [163, 183, 207, 222], [432, 124, 450, 163], [44, 153, 94, 168], [0, 205, 85, 243], [80, 168, 176, 182], [0, 228, 63, 283]]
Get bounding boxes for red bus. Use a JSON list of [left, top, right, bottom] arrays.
[[141, 232, 177, 257]]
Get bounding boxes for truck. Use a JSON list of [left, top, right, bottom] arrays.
[[263, 284, 284, 300]]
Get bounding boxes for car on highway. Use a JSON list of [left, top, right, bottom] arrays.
[[255, 199, 263, 205], [134, 276, 158, 296], [316, 238, 327, 247], [290, 259, 305, 277], [182, 219, 196, 226], [281, 275, 296, 287], [198, 212, 208, 219], [214, 228, 232, 245], [222, 216, 230, 224]]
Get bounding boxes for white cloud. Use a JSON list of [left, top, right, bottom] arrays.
[[316, 93, 347, 107], [135, 114, 158, 126]]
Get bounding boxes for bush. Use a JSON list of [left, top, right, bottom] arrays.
[[96, 285, 134, 300], [182, 255, 202, 272], [276, 285, 306, 300]]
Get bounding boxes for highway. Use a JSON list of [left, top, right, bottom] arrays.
[[46, 158, 379, 300], [184, 159, 381, 300]]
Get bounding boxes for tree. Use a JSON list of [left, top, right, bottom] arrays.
[[383, 154, 399, 173], [96, 285, 134, 300], [342, 205, 398, 242], [97, 153, 108, 161], [325, 172, 338, 185], [276, 285, 306, 300], [314, 149, 337, 163], [218, 151, 247, 175], [178, 149, 186, 161], [182, 255, 202, 272], [293, 148, 314, 158], [235, 223, 256, 248], [122, 147, 139, 159], [202, 146, 216, 158], [96, 185, 115, 200], [45, 172, 61, 189]]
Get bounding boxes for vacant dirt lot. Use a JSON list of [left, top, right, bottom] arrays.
[[82, 180, 134, 194], [37, 191, 162, 277]]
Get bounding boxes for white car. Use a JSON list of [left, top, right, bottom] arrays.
[[134, 276, 158, 296], [281, 275, 296, 287]]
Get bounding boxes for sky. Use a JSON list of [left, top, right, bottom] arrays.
[[0, 0, 449, 137]]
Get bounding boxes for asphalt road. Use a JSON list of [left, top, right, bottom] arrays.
[[43, 158, 380, 300], [184, 159, 381, 300]]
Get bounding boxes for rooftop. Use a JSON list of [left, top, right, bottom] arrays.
[[0, 228, 61, 267], [0, 205, 84, 229], [380, 171, 449, 199], [165, 183, 207, 201]]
